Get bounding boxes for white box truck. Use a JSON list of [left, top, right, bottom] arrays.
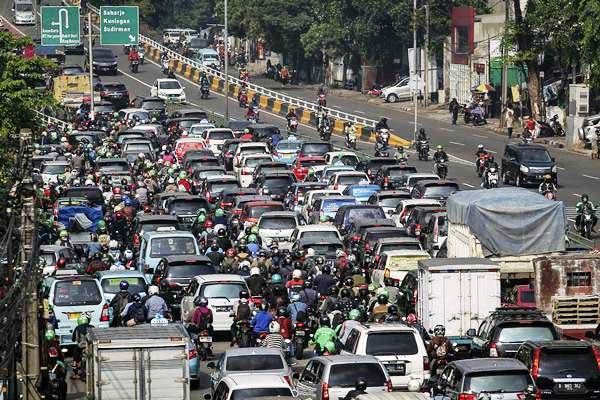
[[416, 258, 501, 354], [86, 324, 191, 400]]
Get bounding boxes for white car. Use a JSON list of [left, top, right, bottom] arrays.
[[290, 224, 342, 243], [381, 77, 413, 103], [341, 323, 430, 389], [257, 211, 302, 250], [328, 171, 370, 192], [403, 173, 440, 191], [210, 373, 294, 400], [203, 128, 234, 155], [150, 78, 186, 103], [323, 151, 360, 168], [237, 153, 274, 187], [390, 199, 442, 227], [189, 123, 216, 138], [180, 274, 249, 331], [117, 108, 150, 124], [41, 160, 70, 185], [301, 189, 342, 221]]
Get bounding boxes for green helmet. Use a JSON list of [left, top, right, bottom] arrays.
[[271, 274, 282, 284], [113, 112, 119, 119], [59, 230, 69, 239], [97, 220, 107, 231], [368, 283, 380, 292], [45, 330, 56, 341], [319, 215, 329, 222], [167, 167, 175, 176], [215, 208, 224, 217], [251, 225, 259, 234], [178, 171, 187, 179], [247, 234, 257, 243], [197, 208, 207, 216], [375, 287, 389, 299], [324, 341, 336, 353], [148, 169, 156, 177], [197, 214, 206, 223], [308, 168, 315, 176], [348, 309, 361, 321], [77, 315, 89, 326]]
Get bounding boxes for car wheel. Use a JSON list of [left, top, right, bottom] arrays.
[[387, 94, 398, 103], [501, 170, 509, 184], [516, 174, 522, 187]]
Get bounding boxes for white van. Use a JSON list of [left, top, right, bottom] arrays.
[[195, 48, 220, 69], [13, 0, 34, 25]]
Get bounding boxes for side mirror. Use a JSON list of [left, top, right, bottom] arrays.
[[466, 328, 476, 337], [292, 372, 300, 380], [206, 361, 215, 369], [146, 268, 154, 275]]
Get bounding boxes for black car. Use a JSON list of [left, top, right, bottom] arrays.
[[93, 101, 115, 118], [99, 82, 130, 109], [357, 157, 399, 180], [299, 142, 334, 157], [501, 143, 557, 187], [410, 180, 459, 204], [471, 307, 560, 358], [59, 64, 86, 75], [88, 47, 118, 75], [220, 139, 250, 170], [254, 172, 296, 201], [249, 124, 281, 143], [169, 108, 208, 120], [135, 96, 166, 120], [165, 195, 211, 228], [375, 165, 418, 189], [516, 340, 600, 399], [333, 205, 386, 234]]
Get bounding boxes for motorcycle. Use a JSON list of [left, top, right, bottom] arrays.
[[435, 159, 448, 179], [485, 167, 498, 189], [550, 115, 565, 136], [294, 321, 309, 359], [288, 117, 298, 133], [200, 84, 209, 99], [129, 59, 139, 73], [193, 324, 213, 361], [238, 92, 248, 108], [320, 123, 332, 141], [579, 207, 595, 239], [318, 93, 327, 107], [476, 153, 490, 177], [237, 320, 254, 348], [345, 132, 357, 149], [418, 140, 429, 161], [161, 59, 170, 75]]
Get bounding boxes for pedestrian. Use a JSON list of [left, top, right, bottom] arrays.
[[504, 103, 515, 139], [449, 98, 459, 125]]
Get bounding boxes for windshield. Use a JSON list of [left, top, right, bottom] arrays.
[[302, 143, 331, 155], [423, 186, 459, 198], [169, 199, 209, 214], [231, 388, 291, 400], [387, 255, 428, 271], [277, 142, 302, 151], [389, 168, 417, 177], [139, 222, 178, 234], [168, 264, 215, 278], [381, 243, 421, 252], [159, 81, 181, 90], [263, 177, 293, 189], [53, 280, 102, 306], [248, 205, 282, 218], [338, 175, 367, 185], [300, 159, 325, 167], [98, 162, 128, 172], [379, 197, 407, 207], [94, 105, 113, 113], [210, 181, 240, 193], [203, 53, 219, 61], [366, 331, 419, 355], [126, 143, 152, 152], [241, 147, 268, 156], [260, 217, 296, 230], [520, 290, 535, 303], [42, 164, 67, 174], [245, 157, 272, 168], [150, 237, 196, 257], [522, 149, 552, 163], [346, 208, 386, 223], [464, 372, 530, 393], [332, 155, 359, 166], [93, 49, 113, 58], [322, 199, 357, 216], [329, 363, 387, 387], [104, 84, 126, 91], [540, 347, 597, 378], [101, 277, 146, 294], [497, 325, 555, 342], [200, 283, 246, 299], [40, 253, 57, 266], [409, 176, 439, 186], [207, 130, 234, 140], [226, 355, 284, 371], [130, 111, 149, 121], [309, 243, 343, 255], [141, 100, 165, 110], [15, 3, 33, 11], [299, 230, 339, 241]]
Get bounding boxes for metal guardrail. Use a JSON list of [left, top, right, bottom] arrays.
[[33, 110, 70, 129], [86, 5, 378, 128]]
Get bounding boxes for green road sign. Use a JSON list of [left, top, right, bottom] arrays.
[[40, 6, 80, 46], [100, 6, 139, 46]]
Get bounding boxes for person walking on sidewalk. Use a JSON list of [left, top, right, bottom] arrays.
[[504, 103, 515, 139], [449, 98, 459, 125]]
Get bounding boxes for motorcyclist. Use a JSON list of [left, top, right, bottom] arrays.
[[576, 194, 597, 231], [394, 145, 407, 161], [71, 315, 92, 379], [266, 274, 288, 309], [287, 293, 308, 324], [433, 145, 448, 164], [319, 286, 340, 314], [342, 378, 368, 400], [311, 316, 337, 355], [286, 269, 304, 295], [286, 108, 298, 127], [369, 293, 389, 321], [200, 71, 210, 88], [275, 307, 293, 340], [375, 117, 389, 132], [251, 302, 273, 336], [298, 279, 318, 309], [314, 264, 336, 295], [247, 267, 268, 296], [190, 297, 213, 334], [230, 291, 253, 345], [427, 324, 454, 373], [262, 321, 285, 350], [245, 105, 257, 121], [538, 174, 557, 195], [417, 127, 427, 142], [383, 277, 400, 304], [143, 285, 169, 322], [317, 108, 329, 131], [475, 144, 488, 172], [55, 230, 73, 248], [128, 46, 140, 65], [109, 280, 131, 327], [385, 304, 402, 322], [345, 122, 357, 144]]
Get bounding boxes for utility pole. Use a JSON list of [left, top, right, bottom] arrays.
[[413, 0, 418, 143], [223, 0, 229, 126], [424, 3, 429, 108], [500, 0, 509, 128], [88, 12, 94, 119]]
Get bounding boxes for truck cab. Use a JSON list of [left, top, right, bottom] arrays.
[[12, 0, 34, 25]]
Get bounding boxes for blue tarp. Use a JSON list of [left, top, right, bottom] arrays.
[[58, 205, 103, 232]]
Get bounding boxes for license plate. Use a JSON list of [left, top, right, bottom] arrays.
[[557, 383, 584, 392], [386, 363, 405, 375], [198, 336, 212, 343], [295, 331, 305, 336], [67, 312, 81, 320]]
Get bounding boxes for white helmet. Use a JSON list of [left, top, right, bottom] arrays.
[[148, 285, 159, 295], [124, 249, 133, 260], [292, 269, 302, 279], [250, 267, 260, 276], [85, 179, 94, 186], [168, 177, 175, 184], [306, 248, 315, 257], [109, 240, 119, 249], [138, 152, 145, 158], [269, 320, 280, 334]]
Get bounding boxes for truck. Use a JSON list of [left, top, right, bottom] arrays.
[[446, 188, 566, 296], [86, 324, 191, 400], [52, 74, 99, 107], [416, 258, 501, 355]]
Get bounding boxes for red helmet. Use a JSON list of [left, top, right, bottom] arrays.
[[115, 211, 124, 219], [406, 313, 417, 324], [226, 248, 236, 257], [113, 187, 121, 195], [56, 258, 66, 269], [205, 220, 214, 228]]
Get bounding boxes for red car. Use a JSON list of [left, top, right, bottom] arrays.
[[292, 155, 326, 181]]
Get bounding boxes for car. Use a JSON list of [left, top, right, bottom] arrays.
[[200, 175, 241, 203], [249, 123, 281, 142], [180, 274, 249, 331], [47, 274, 110, 346], [292, 237, 344, 268], [41, 160, 70, 184], [357, 227, 409, 265], [357, 158, 399, 180], [403, 205, 445, 236], [344, 219, 396, 250], [299, 141, 334, 157], [131, 214, 180, 250], [165, 195, 211, 228], [220, 139, 251, 171], [170, 108, 208, 120], [210, 373, 294, 400], [376, 165, 418, 190], [308, 195, 357, 224], [296, 355, 392, 399], [301, 189, 342, 221], [92, 101, 115, 118], [341, 323, 429, 389], [95, 270, 148, 303], [501, 143, 558, 187], [254, 172, 297, 201], [186, 155, 221, 173], [371, 249, 431, 286], [289, 224, 343, 244], [189, 122, 216, 138], [328, 171, 370, 192], [367, 190, 412, 214], [237, 153, 274, 187], [61, 186, 105, 208], [343, 184, 381, 203], [251, 162, 290, 184], [134, 96, 167, 120], [118, 108, 150, 124], [284, 182, 329, 212], [150, 78, 186, 103], [334, 204, 386, 235], [274, 140, 303, 164], [207, 348, 293, 390], [94, 158, 130, 176], [202, 128, 235, 155], [39, 245, 75, 276], [59, 64, 86, 76], [13, 0, 35, 25], [233, 142, 271, 173], [323, 151, 360, 168], [423, 211, 447, 256], [372, 237, 423, 261], [380, 77, 412, 103], [257, 211, 303, 249], [410, 180, 460, 204], [390, 199, 442, 228], [293, 155, 327, 181], [516, 340, 600, 399], [471, 307, 560, 358], [432, 358, 535, 400], [121, 140, 154, 158], [138, 229, 201, 280], [239, 200, 284, 228], [217, 188, 259, 210], [402, 173, 440, 191], [87, 47, 118, 75], [318, 165, 355, 183], [99, 82, 130, 109], [174, 138, 206, 164], [168, 118, 206, 135]]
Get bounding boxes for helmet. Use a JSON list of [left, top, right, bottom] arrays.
[[138, 152, 145, 159], [544, 174, 552, 180], [387, 304, 399, 315], [324, 341, 336, 354], [292, 269, 302, 279], [178, 171, 187, 179], [303, 280, 312, 289], [433, 324, 446, 336], [582, 194, 589, 202], [340, 288, 351, 298], [291, 293, 301, 303], [250, 267, 260, 276], [215, 208, 224, 217], [247, 234, 257, 243], [119, 280, 130, 291], [238, 238, 247, 248], [269, 321, 281, 333], [124, 249, 133, 260], [240, 298, 248, 304], [315, 256, 325, 265], [109, 240, 119, 249], [251, 225, 259, 234], [239, 290, 249, 299], [319, 316, 330, 327], [319, 214, 329, 223], [406, 313, 417, 323], [260, 301, 269, 311], [349, 309, 361, 321], [306, 248, 315, 257], [377, 293, 388, 304], [77, 315, 89, 326], [194, 297, 209, 307], [419, 127, 425, 135], [271, 274, 282, 284], [97, 220, 107, 231], [148, 285, 159, 296], [45, 330, 56, 341], [277, 307, 288, 317], [336, 249, 346, 258], [437, 145, 443, 150], [226, 248, 235, 257], [218, 228, 226, 236], [322, 265, 331, 275], [59, 230, 69, 239], [478, 144, 484, 149], [197, 214, 206, 223], [132, 293, 142, 302], [328, 286, 338, 296], [355, 378, 367, 391], [343, 277, 354, 287], [205, 220, 214, 229]]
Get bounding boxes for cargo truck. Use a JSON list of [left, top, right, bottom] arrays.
[[86, 324, 191, 400], [416, 258, 501, 356]]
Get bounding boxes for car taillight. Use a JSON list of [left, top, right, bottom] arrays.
[[296, 322, 304, 328], [133, 234, 140, 246], [241, 169, 250, 175], [226, 151, 233, 157], [222, 201, 233, 207], [489, 341, 499, 357], [367, 168, 372, 176], [517, 393, 528, 400], [205, 138, 210, 144], [386, 379, 393, 392], [206, 192, 214, 202], [592, 347, 600, 371], [334, 184, 338, 190], [321, 382, 329, 400], [293, 195, 298, 205], [374, 254, 380, 263], [188, 348, 198, 360], [383, 176, 389, 185], [353, 235, 361, 242], [170, 283, 180, 289], [415, 223, 421, 236], [283, 375, 292, 386], [100, 303, 110, 322], [123, 91, 129, 97], [458, 394, 476, 400], [531, 347, 541, 379], [423, 355, 430, 371], [100, 91, 106, 97], [384, 268, 390, 279]]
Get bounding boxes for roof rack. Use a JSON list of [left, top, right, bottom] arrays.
[[491, 307, 546, 320]]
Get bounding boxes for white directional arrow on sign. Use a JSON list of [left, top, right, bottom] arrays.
[[129, 34, 135, 42]]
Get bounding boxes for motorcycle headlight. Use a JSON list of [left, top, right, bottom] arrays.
[[520, 165, 529, 173], [552, 165, 557, 173]]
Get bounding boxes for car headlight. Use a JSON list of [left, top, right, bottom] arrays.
[[552, 165, 557, 173], [180, 92, 186, 98], [520, 165, 529, 173]]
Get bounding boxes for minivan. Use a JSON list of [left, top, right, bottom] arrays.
[[195, 48, 220, 69], [13, 0, 34, 25]]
